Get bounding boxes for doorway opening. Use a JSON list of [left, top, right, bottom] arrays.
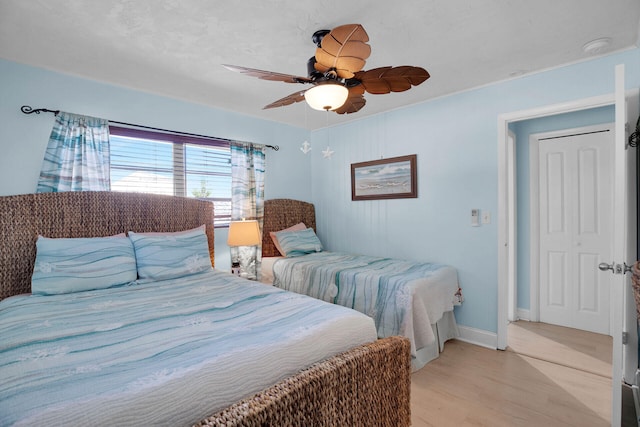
[[498, 68, 638, 426], [497, 93, 619, 350]]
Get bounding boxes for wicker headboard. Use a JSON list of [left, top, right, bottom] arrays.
[[0, 192, 215, 300], [262, 199, 316, 257]]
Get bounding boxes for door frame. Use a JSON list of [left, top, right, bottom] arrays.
[[507, 130, 517, 322], [529, 123, 615, 332], [497, 93, 618, 350]]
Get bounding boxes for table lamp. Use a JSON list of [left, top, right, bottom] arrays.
[[227, 219, 261, 280]]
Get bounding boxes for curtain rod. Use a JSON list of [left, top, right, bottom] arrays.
[[20, 105, 279, 151]]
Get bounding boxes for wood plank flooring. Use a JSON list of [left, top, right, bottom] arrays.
[[506, 321, 612, 378], [410, 322, 612, 426]]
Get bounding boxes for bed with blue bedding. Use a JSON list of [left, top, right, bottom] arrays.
[[262, 198, 462, 371], [0, 270, 377, 426], [0, 192, 411, 427]]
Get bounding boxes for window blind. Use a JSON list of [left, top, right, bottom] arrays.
[[109, 126, 231, 226]]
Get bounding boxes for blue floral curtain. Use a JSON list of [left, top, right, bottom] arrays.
[[230, 142, 266, 280], [37, 112, 110, 192]]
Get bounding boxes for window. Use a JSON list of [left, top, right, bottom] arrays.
[[109, 126, 231, 226]]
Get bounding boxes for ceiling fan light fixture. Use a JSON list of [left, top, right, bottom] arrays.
[[304, 83, 349, 111]]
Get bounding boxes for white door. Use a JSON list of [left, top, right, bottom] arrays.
[[609, 64, 638, 426], [538, 126, 613, 335]]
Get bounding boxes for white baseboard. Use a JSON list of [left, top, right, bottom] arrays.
[[456, 325, 497, 349], [516, 308, 530, 321]]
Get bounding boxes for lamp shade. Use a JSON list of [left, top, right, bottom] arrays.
[[227, 220, 261, 246], [304, 83, 349, 111]]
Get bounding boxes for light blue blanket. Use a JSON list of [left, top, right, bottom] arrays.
[[0, 270, 376, 426], [273, 252, 460, 355]]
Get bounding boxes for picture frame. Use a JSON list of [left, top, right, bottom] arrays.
[[351, 154, 417, 201]]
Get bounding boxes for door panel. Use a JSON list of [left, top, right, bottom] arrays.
[[547, 152, 566, 234], [577, 252, 599, 312], [578, 148, 598, 234], [547, 251, 567, 308]]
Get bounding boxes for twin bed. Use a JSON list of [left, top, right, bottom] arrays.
[[261, 199, 462, 371], [0, 192, 411, 426]]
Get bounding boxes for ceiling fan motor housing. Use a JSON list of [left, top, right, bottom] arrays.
[[307, 57, 324, 80], [312, 29, 330, 47]]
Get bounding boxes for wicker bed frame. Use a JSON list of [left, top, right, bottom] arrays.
[[262, 198, 316, 257], [0, 192, 411, 427]]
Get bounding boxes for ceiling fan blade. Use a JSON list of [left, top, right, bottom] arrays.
[[263, 90, 307, 110], [354, 66, 430, 94], [223, 64, 312, 84], [314, 24, 371, 79], [334, 85, 366, 114]]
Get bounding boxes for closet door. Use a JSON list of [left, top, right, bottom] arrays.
[[538, 126, 613, 335]]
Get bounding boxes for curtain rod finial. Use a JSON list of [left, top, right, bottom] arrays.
[[20, 105, 60, 115]]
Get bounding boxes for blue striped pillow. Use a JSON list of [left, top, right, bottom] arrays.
[[274, 228, 323, 257], [128, 225, 212, 281], [31, 235, 137, 295]]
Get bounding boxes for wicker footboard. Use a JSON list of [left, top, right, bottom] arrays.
[[196, 336, 411, 427]]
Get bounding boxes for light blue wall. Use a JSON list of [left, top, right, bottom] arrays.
[[2, 48, 639, 337], [308, 48, 640, 334], [0, 58, 311, 271], [510, 106, 615, 311]]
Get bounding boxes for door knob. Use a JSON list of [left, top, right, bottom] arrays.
[[598, 262, 614, 272], [598, 262, 633, 274]]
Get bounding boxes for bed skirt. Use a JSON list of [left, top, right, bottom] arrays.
[[196, 336, 412, 427], [413, 311, 459, 371]]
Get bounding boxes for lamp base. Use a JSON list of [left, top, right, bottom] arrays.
[[231, 245, 258, 280]]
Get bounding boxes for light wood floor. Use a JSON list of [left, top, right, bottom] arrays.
[[410, 322, 612, 426], [506, 321, 612, 378]]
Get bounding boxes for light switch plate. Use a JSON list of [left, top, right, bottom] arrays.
[[482, 211, 491, 224]]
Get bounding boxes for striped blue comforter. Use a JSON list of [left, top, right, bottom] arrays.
[[272, 252, 460, 356], [0, 270, 377, 426]]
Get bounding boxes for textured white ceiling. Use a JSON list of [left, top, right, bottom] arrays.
[[1, 0, 639, 129]]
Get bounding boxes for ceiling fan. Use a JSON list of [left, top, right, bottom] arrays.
[[223, 24, 430, 114]]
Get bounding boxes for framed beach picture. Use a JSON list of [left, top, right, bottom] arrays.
[[351, 154, 417, 201]]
